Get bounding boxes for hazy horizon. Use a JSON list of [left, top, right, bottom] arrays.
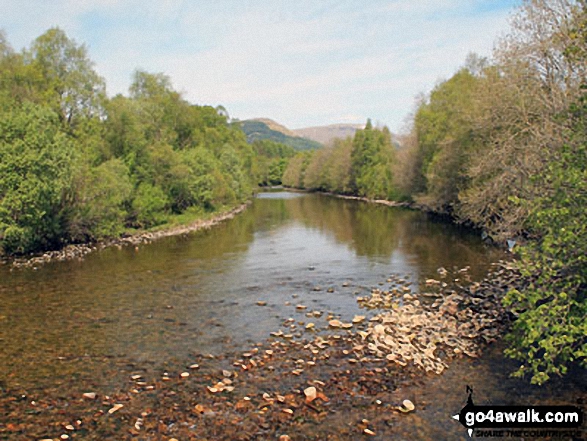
[[1, 0, 520, 132]]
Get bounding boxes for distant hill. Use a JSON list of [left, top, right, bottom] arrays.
[[293, 123, 365, 146], [251, 118, 299, 138], [238, 119, 322, 151]]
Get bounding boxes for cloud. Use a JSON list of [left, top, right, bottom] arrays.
[[1, 0, 518, 131]]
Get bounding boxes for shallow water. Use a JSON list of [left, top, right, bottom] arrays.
[[1, 192, 583, 439], [0, 192, 500, 389]]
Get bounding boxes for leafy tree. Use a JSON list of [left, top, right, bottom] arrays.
[[0, 31, 44, 110], [504, 91, 587, 385], [498, 1, 587, 384], [103, 95, 147, 160], [350, 121, 397, 199], [71, 158, 132, 240], [131, 182, 169, 228], [30, 27, 105, 127], [413, 69, 478, 211], [0, 30, 259, 256], [282, 152, 312, 188], [0, 103, 76, 253], [251, 140, 295, 185], [181, 147, 217, 209], [324, 137, 353, 194], [303, 147, 332, 190], [459, 0, 586, 239]]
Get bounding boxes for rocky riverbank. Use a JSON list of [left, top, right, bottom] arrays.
[[1, 262, 529, 440], [2, 203, 250, 270], [325, 192, 411, 208]]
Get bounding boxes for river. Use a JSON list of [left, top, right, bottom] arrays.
[[0, 191, 584, 440]]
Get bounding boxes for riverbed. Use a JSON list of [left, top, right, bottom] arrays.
[[1, 191, 584, 440]]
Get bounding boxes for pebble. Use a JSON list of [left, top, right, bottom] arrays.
[[108, 404, 124, 414], [304, 386, 317, 402]]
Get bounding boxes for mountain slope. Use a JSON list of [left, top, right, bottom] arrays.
[[250, 118, 299, 138], [293, 123, 365, 145], [238, 119, 322, 150]]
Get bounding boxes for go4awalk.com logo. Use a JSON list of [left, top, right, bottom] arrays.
[[452, 386, 584, 438]]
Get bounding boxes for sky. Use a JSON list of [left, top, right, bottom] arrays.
[[1, 0, 520, 132]]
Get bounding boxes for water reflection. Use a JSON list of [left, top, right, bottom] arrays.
[[0, 192, 503, 390]]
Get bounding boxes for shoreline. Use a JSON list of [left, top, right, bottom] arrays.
[[322, 191, 412, 208], [291, 188, 507, 245], [2, 262, 533, 440], [3, 202, 251, 269]]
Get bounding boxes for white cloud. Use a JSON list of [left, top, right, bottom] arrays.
[[1, 0, 518, 132]]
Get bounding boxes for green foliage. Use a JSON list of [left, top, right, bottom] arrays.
[[503, 93, 587, 385], [252, 140, 296, 186], [0, 103, 75, 253], [72, 158, 132, 239], [323, 138, 353, 194], [282, 152, 313, 188], [283, 122, 398, 199], [350, 122, 397, 199], [413, 69, 478, 211], [0, 28, 256, 255], [391, 1, 586, 383], [132, 182, 169, 228], [252, 139, 296, 158], [30, 27, 105, 127]]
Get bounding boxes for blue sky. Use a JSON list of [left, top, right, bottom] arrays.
[[1, 0, 520, 132]]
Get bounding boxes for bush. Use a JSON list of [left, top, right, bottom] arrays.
[[72, 158, 133, 239], [503, 96, 587, 385], [131, 182, 169, 228], [0, 103, 76, 254]]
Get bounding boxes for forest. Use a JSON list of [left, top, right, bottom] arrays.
[[0, 0, 585, 385], [0, 28, 299, 256], [283, 0, 586, 385]]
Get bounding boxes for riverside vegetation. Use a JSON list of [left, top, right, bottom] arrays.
[[0, 28, 297, 259], [283, 0, 586, 385], [0, 0, 584, 404]]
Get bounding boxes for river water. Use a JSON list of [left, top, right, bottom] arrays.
[[1, 191, 584, 439]]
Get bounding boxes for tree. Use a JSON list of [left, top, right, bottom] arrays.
[[325, 138, 353, 194], [0, 103, 76, 253], [282, 153, 311, 188], [30, 27, 105, 127], [460, 0, 586, 239], [350, 121, 397, 199], [71, 158, 132, 240], [131, 182, 169, 228], [504, 90, 587, 385], [500, 0, 587, 385], [413, 69, 479, 212]]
